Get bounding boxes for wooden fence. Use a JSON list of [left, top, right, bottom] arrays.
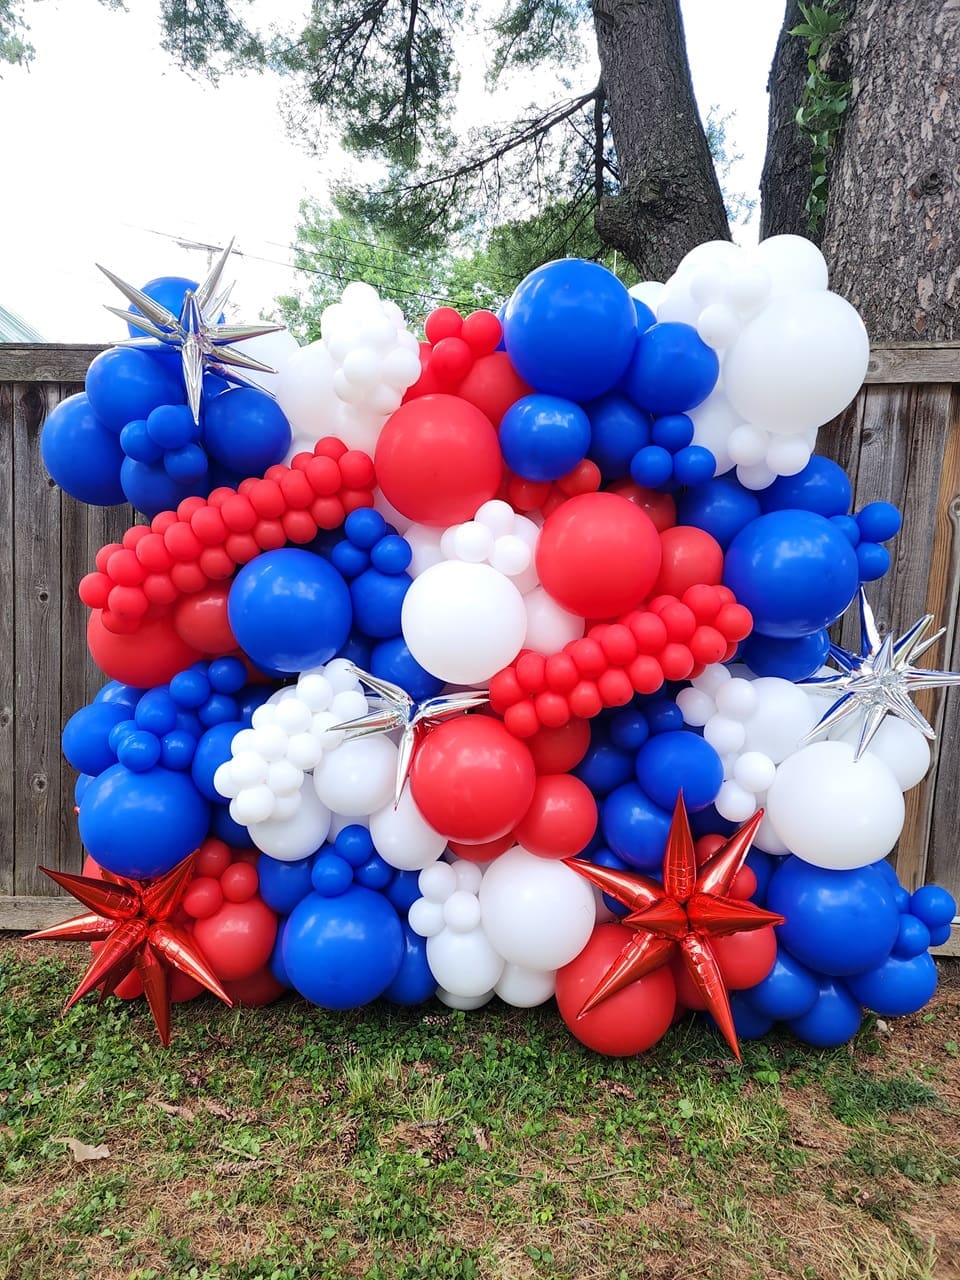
[[2, 342, 960, 951]]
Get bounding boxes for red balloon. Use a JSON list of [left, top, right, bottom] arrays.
[[448, 832, 515, 863], [652, 526, 724, 597], [525, 718, 592, 774], [712, 925, 778, 991], [88, 608, 202, 686], [608, 480, 677, 532], [220, 862, 259, 903], [375, 394, 503, 526], [89, 941, 204, 1003], [195, 838, 232, 879], [192, 898, 278, 981], [173, 584, 237, 656], [182, 876, 224, 920], [410, 716, 536, 844], [220, 966, 287, 1006], [461, 310, 502, 356], [513, 774, 598, 859], [536, 492, 662, 619], [555, 923, 677, 1056], [457, 352, 532, 427]]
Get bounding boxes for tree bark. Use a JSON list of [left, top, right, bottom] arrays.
[[591, 0, 731, 280], [759, 0, 815, 241], [821, 0, 960, 341]]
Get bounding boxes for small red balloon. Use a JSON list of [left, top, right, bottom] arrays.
[[410, 716, 537, 844], [536, 492, 662, 619], [608, 480, 677, 532], [173, 584, 237, 656], [555, 923, 677, 1056], [524, 718, 592, 775], [88, 608, 202, 686], [195, 838, 232, 879], [457, 352, 532, 427], [192, 898, 278, 982], [513, 774, 598, 859], [182, 876, 224, 920], [652, 526, 724, 597], [220, 862, 259, 903], [461, 310, 502, 356], [713, 925, 778, 991], [448, 832, 516, 863], [375, 394, 503, 526]]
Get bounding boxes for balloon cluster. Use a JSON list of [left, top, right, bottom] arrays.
[[37, 240, 956, 1054]]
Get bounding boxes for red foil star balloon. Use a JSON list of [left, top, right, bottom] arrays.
[[27, 854, 232, 1046], [566, 794, 783, 1060]]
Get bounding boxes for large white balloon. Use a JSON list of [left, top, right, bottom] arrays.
[[369, 788, 449, 871], [724, 291, 869, 433], [247, 778, 332, 861], [752, 235, 829, 296], [276, 341, 339, 438], [742, 677, 820, 763], [232, 328, 302, 394], [312, 736, 397, 816], [401, 560, 527, 684], [832, 715, 931, 792], [478, 847, 597, 972], [765, 740, 905, 869], [427, 928, 505, 998]]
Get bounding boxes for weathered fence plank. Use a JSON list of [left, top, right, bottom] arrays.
[[0, 381, 14, 898]]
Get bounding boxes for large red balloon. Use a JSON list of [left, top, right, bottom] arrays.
[[513, 774, 598, 859], [173, 584, 237, 656], [535, 492, 662, 618], [652, 526, 724, 597], [608, 480, 677, 532], [192, 898, 278, 982], [375, 394, 503, 526], [410, 716, 536, 844], [457, 352, 532, 427], [555, 923, 677, 1056], [88, 609, 202, 686], [525, 718, 592, 775], [447, 832, 515, 863]]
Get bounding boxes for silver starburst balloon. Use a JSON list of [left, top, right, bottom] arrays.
[[331, 663, 489, 806], [800, 587, 960, 759], [98, 238, 284, 424]]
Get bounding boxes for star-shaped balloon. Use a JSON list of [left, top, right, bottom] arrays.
[[567, 796, 783, 1060], [26, 854, 231, 1046], [98, 238, 284, 424], [800, 587, 960, 759], [332, 663, 489, 805]]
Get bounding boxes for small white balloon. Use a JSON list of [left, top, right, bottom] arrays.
[[419, 861, 458, 903], [495, 963, 556, 1008], [408, 897, 446, 938], [247, 780, 332, 861], [704, 716, 747, 756], [629, 281, 665, 310], [733, 750, 777, 793], [404, 523, 446, 577], [369, 788, 449, 872], [273, 699, 313, 735], [475, 499, 517, 537], [727, 424, 769, 467], [765, 434, 812, 477], [715, 678, 758, 721], [742, 677, 819, 762], [752, 234, 829, 296], [737, 460, 778, 491], [696, 303, 740, 349], [443, 890, 482, 933], [231, 784, 277, 826], [267, 760, 305, 796], [286, 731, 323, 771], [427, 928, 505, 997], [313, 736, 397, 816], [715, 780, 759, 824], [297, 674, 334, 712], [693, 663, 733, 696], [230, 750, 269, 789], [490, 534, 532, 578], [436, 987, 494, 1010], [452, 860, 483, 894], [676, 687, 716, 728]]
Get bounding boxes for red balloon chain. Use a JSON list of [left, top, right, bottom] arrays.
[[489, 585, 753, 737], [79, 437, 377, 637]]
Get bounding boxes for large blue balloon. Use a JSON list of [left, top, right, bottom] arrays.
[[78, 763, 210, 879], [740, 630, 831, 681], [120, 456, 204, 519], [499, 394, 591, 481], [503, 260, 638, 402], [350, 568, 411, 639], [127, 277, 199, 337], [228, 549, 352, 674], [601, 782, 672, 870], [40, 393, 126, 505], [586, 393, 651, 481], [845, 952, 938, 1017], [371, 637, 444, 702], [61, 701, 129, 776], [202, 387, 291, 476], [742, 948, 819, 1022], [383, 923, 437, 1005], [622, 322, 719, 416], [282, 887, 404, 1008], [85, 347, 185, 433], [768, 858, 900, 977], [759, 456, 852, 517], [788, 979, 863, 1047], [724, 509, 860, 638], [574, 736, 635, 797], [635, 731, 722, 812], [677, 477, 761, 550]]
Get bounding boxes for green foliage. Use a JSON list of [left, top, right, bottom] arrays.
[[790, 2, 851, 233], [0, 0, 126, 68]]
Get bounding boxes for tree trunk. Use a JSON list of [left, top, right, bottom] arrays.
[[760, 0, 815, 241], [821, 0, 960, 341], [592, 0, 731, 280]]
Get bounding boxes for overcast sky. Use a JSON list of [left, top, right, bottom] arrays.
[[0, 0, 784, 341]]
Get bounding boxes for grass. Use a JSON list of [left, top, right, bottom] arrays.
[[0, 937, 958, 1280]]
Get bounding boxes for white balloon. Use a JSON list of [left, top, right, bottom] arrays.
[[752, 235, 829, 295], [733, 750, 777, 793], [273, 699, 313, 735], [495, 963, 556, 1008], [714, 677, 758, 720], [742, 677, 819, 762], [230, 750, 269, 789], [688, 391, 740, 476], [452, 860, 483, 894], [369, 788, 448, 871], [276, 342, 338, 438], [475, 499, 518, 537], [427, 928, 505, 997], [402, 560, 527, 684], [676, 687, 715, 727], [267, 760, 305, 796], [419, 861, 458, 903], [727, 424, 769, 467], [403, 523, 445, 577], [297, 674, 334, 712], [247, 779, 332, 860], [693, 663, 732, 696], [696, 303, 740, 349], [408, 897, 445, 937], [754, 813, 790, 856], [715, 780, 759, 824], [766, 740, 905, 869], [490, 534, 531, 578], [737, 460, 778, 491], [703, 716, 746, 756], [833, 716, 931, 792], [765, 434, 812, 477], [230, 784, 277, 826], [478, 847, 596, 972], [443, 889, 482, 932], [629, 281, 665, 310], [312, 736, 397, 816], [436, 987, 494, 1010], [233, 328, 301, 394], [286, 732, 323, 771], [523, 585, 585, 655]]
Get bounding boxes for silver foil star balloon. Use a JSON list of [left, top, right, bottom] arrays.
[[98, 238, 284, 424], [800, 587, 960, 759], [332, 663, 489, 806]]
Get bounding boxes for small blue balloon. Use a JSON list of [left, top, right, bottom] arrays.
[[282, 887, 404, 1008], [743, 948, 819, 1022], [134, 689, 180, 736], [601, 782, 672, 870], [85, 347, 185, 433], [121, 456, 202, 519], [202, 387, 291, 476], [198, 694, 239, 728], [147, 404, 198, 450], [622, 322, 719, 416], [635, 731, 722, 812], [630, 445, 673, 489], [585, 394, 650, 481], [371, 637, 445, 702], [724, 510, 860, 639], [355, 855, 394, 892], [676, 476, 761, 550], [651, 414, 694, 451], [62, 702, 129, 776], [311, 853, 354, 896], [270, 927, 292, 988], [96, 681, 144, 709], [759, 456, 852, 518], [384, 923, 438, 1005], [909, 884, 957, 930], [209, 803, 254, 849], [160, 729, 197, 771], [727, 992, 774, 1042], [830, 514, 861, 547], [632, 298, 656, 333], [643, 698, 684, 737], [929, 922, 953, 946], [192, 721, 244, 803], [350, 568, 411, 639], [208, 657, 247, 695], [856, 542, 891, 582], [893, 913, 932, 959], [499, 394, 591, 481], [574, 738, 634, 797], [40, 393, 126, 506], [740, 630, 831, 681], [258, 854, 315, 915], [75, 774, 93, 807], [169, 668, 211, 709], [78, 763, 210, 880], [228, 549, 352, 674], [345, 508, 387, 549], [330, 540, 370, 580], [608, 707, 650, 752], [334, 825, 376, 868], [165, 443, 209, 483], [370, 535, 413, 576], [788, 979, 863, 1048], [745, 849, 775, 905], [116, 730, 161, 773], [503, 259, 638, 402], [385, 869, 424, 916], [337, 631, 373, 670], [588, 846, 632, 917], [845, 952, 938, 1018], [672, 445, 716, 488], [120, 418, 163, 463], [856, 501, 902, 543]]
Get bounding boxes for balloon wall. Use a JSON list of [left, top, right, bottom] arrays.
[[34, 236, 957, 1056]]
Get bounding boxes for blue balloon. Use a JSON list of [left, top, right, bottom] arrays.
[[642, 697, 684, 736], [622, 322, 719, 416], [383, 923, 437, 1005], [856, 501, 902, 543], [586, 393, 651, 481], [160, 729, 197, 771], [601, 782, 672, 870], [499, 394, 591, 481], [147, 403, 198, 450], [768, 858, 900, 977], [350, 568, 411, 639], [651, 414, 694, 451], [574, 738, 634, 797], [40, 393, 126, 505], [134, 688, 179, 736], [78, 763, 210, 879], [209, 803, 254, 849], [127, 277, 198, 337], [257, 854, 315, 915], [96, 681, 144, 709], [337, 630, 373, 671], [909, 884, 957, 930], [385, 868, 424, 916], [608, 707, 650, 752], [724, 510, 860, 638], [202, 387, 291, 476], [371, 637, 445, 702], [856, 542, 890, 582], [282, 887, 404, 1008], [743, 948, 819, 1021], [503, 259, 638, 401], [677, 476, 761, 550], [116, 730, 161, 772], [740, 630, 831, 681], [62, 702, 129, 776], [745, 849, 775, 905], [75, 774, 93, 806], [635, 731, 722, 812], [121, 456, 203, 519], [588, 846, 632, 916], [191, 721, 244, 802], [632, 298, 656, 333], [311, 852, 354, 896], [672, 445, 716, 488], [788, 979, 863, 1047], [727, 992, 774, 1041], [228, 549, 352, 674], [269, 928, 292, 988], [345, 508, 387, 548], [892, 913, 932, 959], [630, 445, 673, 489], [85, 347, 185, 433], [758, 456, 852, 517]]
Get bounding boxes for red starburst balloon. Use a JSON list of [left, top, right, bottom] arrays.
[[566, 794, 784, 1060], [27, 854, 232, 1046]]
